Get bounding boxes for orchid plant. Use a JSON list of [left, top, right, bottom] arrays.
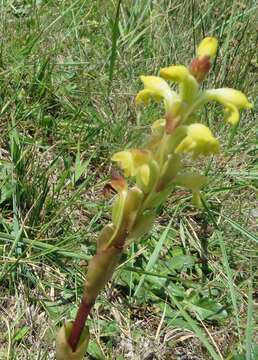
[[56, 37, 252, 359]]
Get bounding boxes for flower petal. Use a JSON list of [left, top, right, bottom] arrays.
[[175, 123, 220, 159], [111, 151, 134, 176], [160, 65, 199, 102], [137, 75, 178, 111], [206, 88, 253, 109]]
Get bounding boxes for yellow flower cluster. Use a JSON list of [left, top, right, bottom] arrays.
[[111, 37, 252, 210]]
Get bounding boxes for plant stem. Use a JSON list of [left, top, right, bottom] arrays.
[[68, 296, 93, 352]]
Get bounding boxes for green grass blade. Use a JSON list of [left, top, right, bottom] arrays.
[[168, 293, 222, 360], [216, 230, 241, 337], [134, 219, 172, 297], [246, 276, 254, 360], [223, 216, 258, 244], [108, 0, 122, 94]]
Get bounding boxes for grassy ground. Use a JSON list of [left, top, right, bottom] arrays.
[[0, 0, 257, 359]]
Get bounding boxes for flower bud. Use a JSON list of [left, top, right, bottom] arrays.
[[197, 37, 218, 59], [189, 56, 211, 82]]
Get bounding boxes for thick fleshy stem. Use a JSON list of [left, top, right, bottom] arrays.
[[68, 241, 124, 352]]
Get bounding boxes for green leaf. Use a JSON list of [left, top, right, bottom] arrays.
[[13, 326, 29, 342], [168, 293, 222, 360], [101, 321, 119, 337], [87, 340, 106, 360], [169, 255, 196, 271], [184, 295, 228, 321]]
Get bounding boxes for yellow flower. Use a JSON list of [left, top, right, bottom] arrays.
[[160, 65, 199, 102], [112, 149, 154, 190], [136, 75, 179, 112], [175, 123, 220, 159], [197, 37, 218, 59], [205, 88, 253, 125]]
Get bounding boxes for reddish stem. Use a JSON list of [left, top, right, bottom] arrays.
[[68, 296, 93, 352]]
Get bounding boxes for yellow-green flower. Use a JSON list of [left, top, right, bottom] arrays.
[[175, 123, 220, 159], [205, 88, 253, 125], [136, 75, 179, 112], [112, 149, 151, 177], [160, 65, 199, 102]]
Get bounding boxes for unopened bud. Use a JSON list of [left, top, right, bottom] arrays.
[[197, 37, 218, 59], [189, 56, 211, 82]]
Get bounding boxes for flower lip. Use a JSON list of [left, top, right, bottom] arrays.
[[206, 88, 253, 109], [136, 75, 178, 112], [175, 123, 220, 159], [204, 88, 253, 125]]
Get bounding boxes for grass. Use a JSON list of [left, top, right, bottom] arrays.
[[0, 0, 257, 359]]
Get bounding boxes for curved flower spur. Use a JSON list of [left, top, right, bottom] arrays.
[[56, 37, 252, 359]]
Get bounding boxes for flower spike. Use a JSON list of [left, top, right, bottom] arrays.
[[62, 36, 253, 359]]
